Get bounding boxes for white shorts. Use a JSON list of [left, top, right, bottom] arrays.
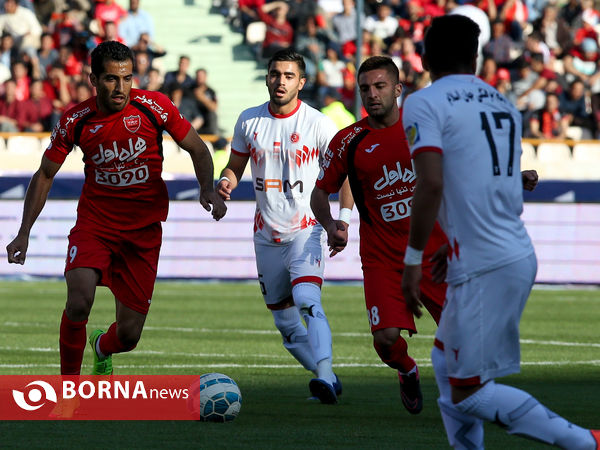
[[435, 253, 537, 386], [254, 225, 326, 306]]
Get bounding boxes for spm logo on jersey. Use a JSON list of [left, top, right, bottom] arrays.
[[255, 177, 304, 192]]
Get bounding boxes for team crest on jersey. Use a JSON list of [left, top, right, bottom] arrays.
[[123, 115, 141, 133], [290, 132, 300, 143], [405, 123, 420, 146]]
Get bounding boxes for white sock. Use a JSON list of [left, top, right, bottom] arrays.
[[292, 282, 334, 382], [272, 307, 317, 372], [455, 381, 595, 450], [95, 334, 106, 359], [431, 346, 484, 450], [399, 365, 418, 377], [316, 358, 335, 385]]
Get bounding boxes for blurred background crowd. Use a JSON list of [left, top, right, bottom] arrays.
[[0, 0, 219, 138], [1, 0, 600, 141], [216, 0, 600, 140]]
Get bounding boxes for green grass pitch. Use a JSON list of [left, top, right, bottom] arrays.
[[1, 280, 599, 449]]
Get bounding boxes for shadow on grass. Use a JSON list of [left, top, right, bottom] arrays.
[[3, 372, 598, 449]]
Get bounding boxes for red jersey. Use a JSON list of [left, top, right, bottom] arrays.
[[316, 114, 447, 269], [45, 88, 191, 230]]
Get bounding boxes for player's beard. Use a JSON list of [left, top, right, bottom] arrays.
[[269, 87, 297, 107]]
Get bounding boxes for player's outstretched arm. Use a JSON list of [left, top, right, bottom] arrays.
[[6, 156, 61, 265], [216, 153, 249, 201], [178, 129, 227, 221], [521, 169, 539, 191], [311, 185, 347, 257]]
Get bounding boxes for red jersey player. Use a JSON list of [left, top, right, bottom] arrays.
[[6, 41, 226, 416], [311, 56, 447, 415]]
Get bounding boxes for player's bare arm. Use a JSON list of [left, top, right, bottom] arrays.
[[521, 169, 539, 191], [402, 151, 444, 318], [333, 178, 354, 256], [310, 184, 347, 257], [217, 152, 249, 201], [178, 128, 227, 221], [6, 156, 61, 264]]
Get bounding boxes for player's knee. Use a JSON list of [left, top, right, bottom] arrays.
[[115, 325, 141, 351], [373, 330, 406, 364], [373, 328, 400, 349], [292, 282, 324, 320], [64, 295, 93, 321]]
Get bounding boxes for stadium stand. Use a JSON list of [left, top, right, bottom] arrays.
[[0, 0, 599, 184]]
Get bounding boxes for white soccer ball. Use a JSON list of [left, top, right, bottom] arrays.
[[189, 373, 242, 422]]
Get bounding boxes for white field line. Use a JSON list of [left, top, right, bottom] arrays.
[[3, 321, 600, 349], [2, 360, 600, 370]]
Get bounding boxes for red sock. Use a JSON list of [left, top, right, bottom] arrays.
[[99, 322, 135, 356], [59, 310, 87, 375], [374, 335, 416, 373]]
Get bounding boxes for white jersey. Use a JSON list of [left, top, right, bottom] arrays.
[[402, 74, 534, 285], [232, 100, 338, 243]]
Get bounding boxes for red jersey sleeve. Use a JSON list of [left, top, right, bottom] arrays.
[[143, 90, 192, 143], [44, 103, 89, 164], [315, 130, 348, 194]]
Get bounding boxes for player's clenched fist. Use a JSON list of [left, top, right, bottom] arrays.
[[325, 220, 348, 257], [200, 190, 227, 221], [6, 233, 29, 265]]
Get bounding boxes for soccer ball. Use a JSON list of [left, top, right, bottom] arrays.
[[188, 373, 242, 422]]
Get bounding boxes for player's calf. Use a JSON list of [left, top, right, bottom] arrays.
[[272, 306, 317, 372], [455, 381, 597, 449]]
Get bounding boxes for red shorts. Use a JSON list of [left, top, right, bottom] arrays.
[[363, 264, 446, 334], [65, 220, 162, 315]]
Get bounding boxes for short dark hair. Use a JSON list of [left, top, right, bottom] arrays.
[[357, 56, 399, 83], [267, 48, 306, 79], [424, 15, 480, 74], [91, 41, 133, 76]]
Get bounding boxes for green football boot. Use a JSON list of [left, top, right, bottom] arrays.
[[89, 329, 113, 375]]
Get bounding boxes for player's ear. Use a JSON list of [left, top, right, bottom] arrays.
[[298, 75, 306, 91], [395, 81, 403, 98], [265, 74, 268, 87], [90, 72, 98, 88]]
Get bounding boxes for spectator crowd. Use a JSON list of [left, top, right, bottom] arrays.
[[218, 0, 600, 139], [0, 0, 220, 138], [2, 0, 600, 140]]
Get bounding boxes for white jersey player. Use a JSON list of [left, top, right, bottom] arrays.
[[230, 100, 336, 243], [402, 15, 599, 450], [217, 49, 352, 404]]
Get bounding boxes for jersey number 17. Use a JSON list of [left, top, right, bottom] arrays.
[[480, 111, 516, 176]]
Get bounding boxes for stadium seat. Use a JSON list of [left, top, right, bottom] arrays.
[[566, 126, 593, 141], [572, 143, 600, 179], [521, 141, 537, 170], [6, 135, 42, 155], [59, 146, 85, 173], [246, 21, 266, 45], [163, 141, 195, 175], [536, 142, 575, 179], [40, 135, 51, 152], [1, 136, 42, 172], [162, 138, 180, 158]]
